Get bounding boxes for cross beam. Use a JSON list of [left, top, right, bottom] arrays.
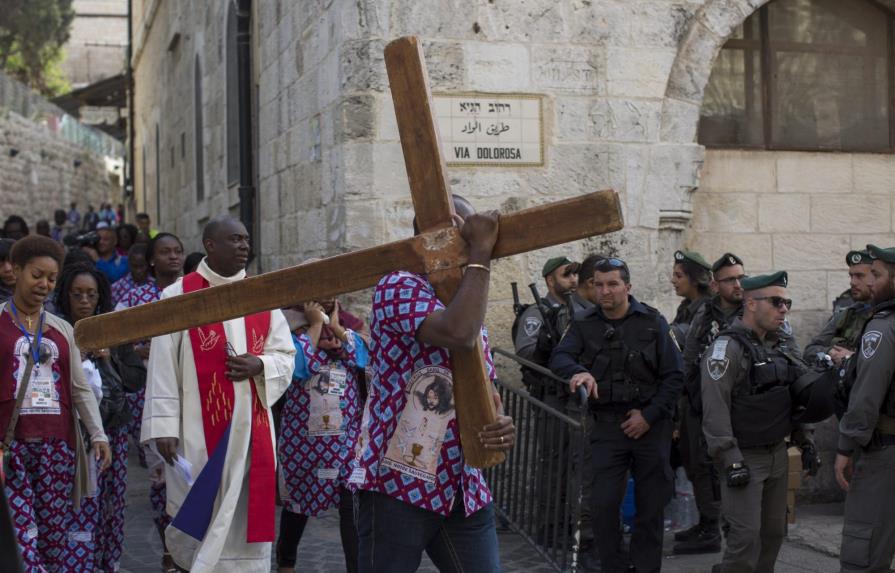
[[74, 37, 625, 467]]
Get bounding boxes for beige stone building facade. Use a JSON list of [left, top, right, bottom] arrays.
[[60, 0, 129, 89], [129, 0, 895, 359]]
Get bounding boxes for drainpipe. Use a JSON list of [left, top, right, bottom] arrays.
[[236, 0, 258, 271], [126, 0, 136, 218]]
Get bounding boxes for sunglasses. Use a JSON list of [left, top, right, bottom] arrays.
[[753, 296, 793, 309], [561, 263, 580, 277], [595, 258, 628, 272]]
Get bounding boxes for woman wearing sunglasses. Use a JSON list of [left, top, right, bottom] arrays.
[[0, 236, 110, 571]]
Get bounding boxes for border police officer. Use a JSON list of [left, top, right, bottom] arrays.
[[676, 253, 746, 552], [836, 244, 895, 573], [805, 250, 874, 367], [514, 256, 587, 383], [513, 256, 595, 565], [551, 256, 683, 573], [701, 271, 817, 573], [670, 250, 713, 348]]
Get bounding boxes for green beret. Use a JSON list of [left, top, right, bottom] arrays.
[[867, 244, 895, 264], [542, 256, 573, 277], [674, 250, 711, 271], [742, 271, 788, 291], [711, 252, 744, 273], [846, 250, 873, 266]]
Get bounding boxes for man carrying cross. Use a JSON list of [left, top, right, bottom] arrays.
[[141, 216, 296, 572], [353, 196, 516, 572]]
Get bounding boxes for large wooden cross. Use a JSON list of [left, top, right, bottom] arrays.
[[75, 37, 623, 468]]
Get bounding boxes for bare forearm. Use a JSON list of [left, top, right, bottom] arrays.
[[418, 249, 492, 350], [307, 322, 323, 348]]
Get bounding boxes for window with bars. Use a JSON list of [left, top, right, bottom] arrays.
[[699, 0, 894, 152]]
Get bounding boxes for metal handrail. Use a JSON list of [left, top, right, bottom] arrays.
[[488, 347, 590, 573]]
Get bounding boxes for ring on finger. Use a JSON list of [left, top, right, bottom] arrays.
[[499, 435, 504, 445]]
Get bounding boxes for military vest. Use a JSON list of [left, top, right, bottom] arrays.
[[832, 303, 873, 351], [720, 329, 803, 448], [578, 306, 664, 408]]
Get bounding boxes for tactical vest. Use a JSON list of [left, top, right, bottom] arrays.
[[695, 302, 740, 356], [720, 330, 803, 448], [578, 307, 663, 408], [832, 304, 873, 351]]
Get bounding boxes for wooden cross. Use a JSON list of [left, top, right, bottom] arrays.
[[75, 36, 624, 468]]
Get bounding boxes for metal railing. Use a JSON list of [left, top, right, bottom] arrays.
[[488, 348, 589, 573]]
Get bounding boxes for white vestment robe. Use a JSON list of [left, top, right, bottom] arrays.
[[141, 260, 295, 572]]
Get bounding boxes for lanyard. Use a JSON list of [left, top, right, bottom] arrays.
[[9, 302, 45, 366]]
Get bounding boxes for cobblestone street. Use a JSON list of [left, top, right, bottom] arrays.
[[118, 447, 840, 573]]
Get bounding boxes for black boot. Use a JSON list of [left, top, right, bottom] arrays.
[[673, 520, 704, 542], [672, 521, 721, 555]]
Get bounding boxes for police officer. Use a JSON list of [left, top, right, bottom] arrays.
[[670, 250, 712, 348], [804, 250, 874, 367], [700, 271, 817, 573], [835, 244, 895, 572], [551, 255, 683, 573], [514, 256, 586, 382], [676, 252, 746, 553], [513, 256, 594, 564]]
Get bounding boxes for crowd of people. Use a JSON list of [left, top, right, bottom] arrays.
[[2, 196, 895, 573]]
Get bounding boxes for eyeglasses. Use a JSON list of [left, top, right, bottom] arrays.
[[753, 296, 793, 309], [225, 342, 237, 357], [716, 275, 746, 285], [69, 291, 99, 302]]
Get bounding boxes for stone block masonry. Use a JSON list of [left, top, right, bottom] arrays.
[[0, 72, 123, 230]]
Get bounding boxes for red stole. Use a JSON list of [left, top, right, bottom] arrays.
[[182, 272, 276, 543]]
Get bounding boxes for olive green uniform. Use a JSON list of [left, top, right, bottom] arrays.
[[701, 318, 806, 573], [804, 302, 873, 367], [838, 301, 895, 573]]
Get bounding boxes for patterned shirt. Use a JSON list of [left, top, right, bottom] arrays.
[[279, 331, 367, 516], [357, 271, 494, 517], [110, 274, 154, 306], [118, 281, 163, 310]]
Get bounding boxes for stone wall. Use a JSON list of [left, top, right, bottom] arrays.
[[0, 72, 123, 230], [61, 0, 128, 89]]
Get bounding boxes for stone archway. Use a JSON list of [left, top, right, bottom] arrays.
[[660, 0, 772, 144]]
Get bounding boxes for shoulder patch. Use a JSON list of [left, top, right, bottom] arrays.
[[862, 330, 883, 359], [711, 338, 729, 360], [707, 357, 730, 381], [523, 316, 542, 337]]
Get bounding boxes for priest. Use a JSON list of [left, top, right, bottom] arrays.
[[141, 216, 295, 572]]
